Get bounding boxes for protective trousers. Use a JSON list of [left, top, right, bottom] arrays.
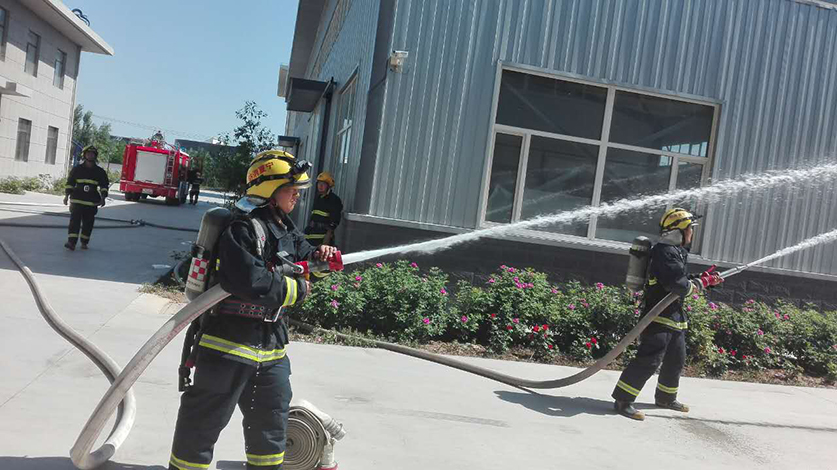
[[169, 354, 292, 470], [612, 326, 686, 403], [67, 204, 97, 245]]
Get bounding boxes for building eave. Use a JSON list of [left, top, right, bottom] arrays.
[[19, 0, 113, 55]]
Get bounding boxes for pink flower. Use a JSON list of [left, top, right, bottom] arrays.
[[595, 282, 604, 290], [355, 275, 363, 282], [512, 318, 520, 324], [490, 313, 496, 319], [718, 347, 725, 354], [542, 324, 549, 331], [353, 282, 360, 288], [331, 284, 339, 291], [746, 299, 755, 305], [506, 325, 513, 331], [633, 291, 642, 298], [548, 344, 554, 350], [551, 288, 558, 294], [508, 268, 516, 273], [527, 283, 534, 289], [775, 312, 781, 319], [513, 277, 520, 282], [488, 278, 496, 284], [461, 316, 468, 323], [687, 306, 693, 311], [585, 342, 592, 349], [692, 294, 699, 300], [410, 262, 418, 268], [783, 314, 790, 320], [568, 304, 576, 310], [764, 347, 772, 354], [757, 329, 764, 336], [376, 263, 383, 268], [634, 309, 640, 316], [730, 350, 737, 356], [709, 302, 718, 310], [330, 300, 340, 309], [423, 317, 430, 324], [591, 337, 597, 344], [533, 325, 540, 332], [500, 264, 508, 271], [440, 288, 448, 295], [832, 344, 837, 350]]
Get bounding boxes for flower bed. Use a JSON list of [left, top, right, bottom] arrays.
[[292, 261, 837, 383]]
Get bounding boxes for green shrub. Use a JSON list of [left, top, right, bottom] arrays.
[[294, 263, 837, 380], [0, 177, 25, 194]]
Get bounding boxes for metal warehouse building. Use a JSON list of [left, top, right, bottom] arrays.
[[281, 0, 837, 306]]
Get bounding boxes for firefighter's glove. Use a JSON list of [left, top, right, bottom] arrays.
[[695, 265, 723, 291], [100, 198, 106, 207], [297, 278, 311, 304], [63, 195, 69, 206]]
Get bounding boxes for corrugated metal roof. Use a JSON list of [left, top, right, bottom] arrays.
[[368, 0, 837, 275]]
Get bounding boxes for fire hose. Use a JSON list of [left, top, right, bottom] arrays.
[[0, 204, 745, 469]]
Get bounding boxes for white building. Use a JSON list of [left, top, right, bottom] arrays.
[[0, 0, 111, 179]]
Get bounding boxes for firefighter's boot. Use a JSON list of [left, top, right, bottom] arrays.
[[81, 242, 89, 250], [614, 400, 645, 421], [64, 241, 76, 251], [656, 399, 689, 413]]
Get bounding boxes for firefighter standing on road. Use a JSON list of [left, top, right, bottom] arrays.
[[612, 208, 723, 420], [169, 150, 336, 470], [63, 145, 109, 251], [304, 171, 343, 248]]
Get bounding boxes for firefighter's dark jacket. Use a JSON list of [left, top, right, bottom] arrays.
[[65, 163, 109, 206], [305, 191, 343, 236], [199, 207, 315, 367], [641, 242, 695, 331]]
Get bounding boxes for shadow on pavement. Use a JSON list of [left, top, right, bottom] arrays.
[[0, 456, 167, 470], [494, 390, 615, 418]]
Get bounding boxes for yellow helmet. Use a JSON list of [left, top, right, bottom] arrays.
[[660, 207, 702, 233], [317, 171, 335, 188], [245, 150, 312, 199]]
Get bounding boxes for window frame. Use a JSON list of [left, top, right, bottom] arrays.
[[53, 49, 66, 89], [15, 118, 33, 162], [331, 72, 358, 189], [46, 126, 59, 165], [25, 30, 41, 76], [479, 62, 720, 251], [0, 7, 8, 61]]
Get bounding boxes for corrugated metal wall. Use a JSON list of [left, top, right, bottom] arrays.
[[369, 0, 837, 275], [288, 0, 380, 215]]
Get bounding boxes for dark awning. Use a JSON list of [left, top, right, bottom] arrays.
[[286, 78, 329, 112]]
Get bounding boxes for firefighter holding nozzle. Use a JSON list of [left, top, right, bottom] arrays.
[[612, 208, 723, 421], [169, 150, 336, 470]]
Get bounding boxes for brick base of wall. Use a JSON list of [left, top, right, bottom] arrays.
[[337, 217, 837, 311]]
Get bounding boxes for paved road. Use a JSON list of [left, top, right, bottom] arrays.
[[1, 191, 835, 470]]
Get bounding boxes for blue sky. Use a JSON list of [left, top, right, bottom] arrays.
[[72, 0, 298, 142]]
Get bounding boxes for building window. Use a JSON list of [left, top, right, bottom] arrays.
[[333, 76, 357, 167], [15, 119, 32, 162], [25, 31, 40, 76], [46, 126, 59, 164], [53, 50, 66, 88], [0, 7, 8, 61], [485, 68, 717, 247]]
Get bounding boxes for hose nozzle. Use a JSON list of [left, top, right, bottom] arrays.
[[295, 251, 344, 276]]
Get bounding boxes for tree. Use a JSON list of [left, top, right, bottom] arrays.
[[207, 101, 278, 196], [72, 104, 122, 165]]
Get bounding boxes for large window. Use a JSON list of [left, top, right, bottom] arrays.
[[15, 119, 32, 162], [333, 77, 356, 166], [46, 126, 59, 164], [25, 31, 40, 76], [54, 50, 66, 88], [484, 68, 716, 247], [0, 8, 8, 61]]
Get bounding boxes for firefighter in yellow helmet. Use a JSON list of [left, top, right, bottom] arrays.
[[304, 171, 343, 248], [612, 208, 723, 421], [169, 150, 336, 470], [63, 145, 109, 250]]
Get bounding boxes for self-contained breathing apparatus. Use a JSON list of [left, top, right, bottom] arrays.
[[178, 201, 343, 392]]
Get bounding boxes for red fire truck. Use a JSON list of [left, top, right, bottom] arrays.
[[119, 133, 191, 205]]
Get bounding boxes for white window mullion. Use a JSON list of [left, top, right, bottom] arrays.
[[512, 134, 531, 222], [588, 87, 616, 239]]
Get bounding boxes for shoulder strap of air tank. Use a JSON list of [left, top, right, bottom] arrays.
[[247, 216, 269, 259]]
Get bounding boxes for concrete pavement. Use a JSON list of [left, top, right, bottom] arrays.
[[1, 190, 835, 470]]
